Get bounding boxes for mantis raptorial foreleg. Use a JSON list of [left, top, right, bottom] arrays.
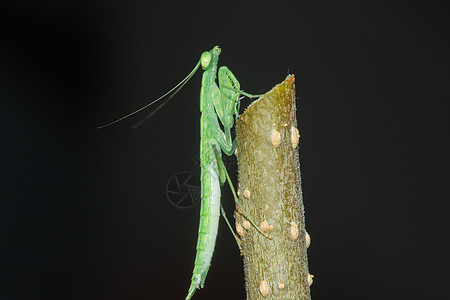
[[212, 67, 259, 155]]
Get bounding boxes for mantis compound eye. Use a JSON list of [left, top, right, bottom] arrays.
[[200, 51, 212, 70]]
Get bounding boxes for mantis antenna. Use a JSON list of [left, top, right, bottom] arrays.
[[96, 60, 201, 129]]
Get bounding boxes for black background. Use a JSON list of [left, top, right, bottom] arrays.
[[1, 1, 449, 299]]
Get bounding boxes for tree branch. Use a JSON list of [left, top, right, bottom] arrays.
[[235, 75, 312, 299]]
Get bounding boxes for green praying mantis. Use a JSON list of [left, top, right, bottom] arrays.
[[98, 46, 270, 299]]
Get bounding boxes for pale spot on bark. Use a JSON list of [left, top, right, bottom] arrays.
[[290, 221, 299, 240], [305, 231, 311, 248], [307, 274, 314, 286], [236, 221, 244, 237], [242, 220, 251, 230], [260, 280, 269, 297], [291, 126, 299, 149], [271, 129, 281, 147], [260, 220, 269, 233]]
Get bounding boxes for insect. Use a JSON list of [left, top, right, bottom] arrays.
[[98, 46, 268, 299]]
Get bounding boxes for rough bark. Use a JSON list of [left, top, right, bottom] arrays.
[[235, 75, 311, 299]]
